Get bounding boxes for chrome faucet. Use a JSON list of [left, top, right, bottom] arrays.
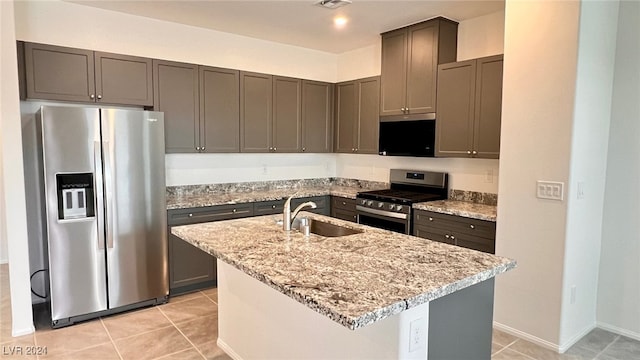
[[283, 196, 317, 231]]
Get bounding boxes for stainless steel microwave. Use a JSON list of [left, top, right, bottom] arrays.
[[378, 115, 436, 157]]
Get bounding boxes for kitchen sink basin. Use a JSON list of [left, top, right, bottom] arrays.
[[291, 218, 363, 237]]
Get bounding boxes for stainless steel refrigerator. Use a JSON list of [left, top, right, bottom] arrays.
[[32, 105, 168, 328]]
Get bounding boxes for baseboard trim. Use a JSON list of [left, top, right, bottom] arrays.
[[217, 338, 243, 360], [493, 321, 561, 352], [597, 321, 640, 342], [12, 324, 35, 337], [559, 323, 596, 353]]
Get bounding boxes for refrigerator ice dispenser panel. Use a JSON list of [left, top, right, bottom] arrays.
[[56, 173, 95, 220]]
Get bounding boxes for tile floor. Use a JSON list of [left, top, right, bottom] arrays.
[[2, 264, 640, 359]]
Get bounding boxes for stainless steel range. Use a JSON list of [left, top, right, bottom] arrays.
[[356, 169, 448, 234]]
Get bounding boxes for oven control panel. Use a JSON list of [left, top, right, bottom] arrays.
[[356, 198, 411, 215]]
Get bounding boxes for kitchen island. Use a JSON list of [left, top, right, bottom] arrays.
[[172, 213, 515, 359]]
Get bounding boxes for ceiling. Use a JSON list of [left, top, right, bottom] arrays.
[[66, 0, 505, 54]]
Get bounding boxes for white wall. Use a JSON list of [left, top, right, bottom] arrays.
[[336, 154, 498, 193], [0, 0, 35, 336], [336, 43, 381, 82], [14, 0, 337, 82], [597, 0, 640, 340], [495, 0, 580, 349], [456, 10, 505, 61], [559, 0, 619, 349]]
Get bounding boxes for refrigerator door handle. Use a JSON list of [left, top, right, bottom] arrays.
[[94, 141, 105, 250], [103, 141, 114, 249]]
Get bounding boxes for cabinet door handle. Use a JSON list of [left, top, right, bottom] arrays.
[[429, 217, 433, 221], [467, 150, 472, 155], [451, 236, 455, 240], [201, 147, 205, 151], [90, 94, 95, 100], [188, 213, 193, 217], [302, 147, 306, 152], [470, 224, 475, 229], [232, 209, 237, 213], [342, 202, 346, 205], [272, 205, 276, 209], [354, 148, 358, 152], [472, 150, 478, 155], [445, 234, 450, 239], [273, 147, 277, 152], [97, 95, 102, 100], [196, 146, 201, 151]]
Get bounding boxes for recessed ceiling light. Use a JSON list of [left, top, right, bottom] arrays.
[[334, 17, 348, 28], [314, 0, 352, 10]]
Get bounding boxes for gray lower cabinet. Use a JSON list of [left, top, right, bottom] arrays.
[[22, 42, 153, 106], [301, 80, 333, 153], [334, 76, 380, 154], [154, 61, 240, 153], [167, 196, 330, 294], [435, 55, 503, 158], [413, 209, 496, 254], [167, 203, 254, 295], [330, 196, 357, 222]]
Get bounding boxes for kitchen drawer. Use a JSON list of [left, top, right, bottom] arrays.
[[254, 200, 285, 216], [414, 210, 495, 239], [292, 195, 329, 215], [168, 203, 254, 226], [414, 225, 495, 253], [332, 208, 357, 223], [331, 196, 356, 211]]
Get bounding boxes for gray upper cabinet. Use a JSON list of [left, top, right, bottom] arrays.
[[23, 42, 152, 106], [436, 55, 503, 159], [334, 81, 357, 153], [200, 66, 240, 153], [94, 52, 153, 106], [380, 18, 458, 117], [334, 76, 380, 154], [272, 76, 302, 153], [301, 80, 333, 153], [155, 61, 240, 153], [240, 71, 273, 153], [153, 60, 199, 153], [24, 43, 95, 103]]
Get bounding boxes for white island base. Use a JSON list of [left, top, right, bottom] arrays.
[[215, 260, 495, 360]]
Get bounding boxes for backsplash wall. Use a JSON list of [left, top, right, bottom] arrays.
[[165, 152, 499, 194]]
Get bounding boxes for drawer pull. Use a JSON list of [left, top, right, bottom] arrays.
[[272, 205, 276, 209], [470, 224, 475, 229], [342, 201, 346, 205], [188, 213, 193, 217], [429, 217, 433, 221], [232, 209, 237, 213]]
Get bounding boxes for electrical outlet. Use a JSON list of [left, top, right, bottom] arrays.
[[409, 318, 425, 352], [577, 181, 585, 200], [485, 169, 494, 183], [536, 181, 564, 201]]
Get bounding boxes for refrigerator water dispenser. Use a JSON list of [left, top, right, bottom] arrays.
[[56, 173, 95, 220]]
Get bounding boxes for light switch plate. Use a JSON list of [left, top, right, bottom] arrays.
[[536, 181, 564, 201]]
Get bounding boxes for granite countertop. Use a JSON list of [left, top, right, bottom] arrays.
[[413, 200, 497, 222], [171, 213, 515, 330], [166, 185, 367, 210]]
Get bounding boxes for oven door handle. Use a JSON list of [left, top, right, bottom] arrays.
[[356, 205, 408, 220]]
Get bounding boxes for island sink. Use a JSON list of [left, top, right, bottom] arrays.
[[293, 218, 363, 237]]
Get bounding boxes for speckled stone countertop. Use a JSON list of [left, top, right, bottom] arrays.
[[171, 213, 515, 330], [413, 200, 497, 222], [166, 178, 388, 210]]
